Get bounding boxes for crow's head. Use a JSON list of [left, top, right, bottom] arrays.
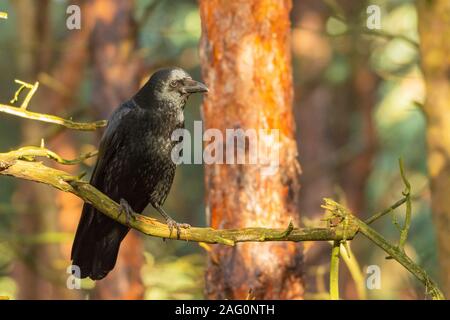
[[135, 67, 208, 108]]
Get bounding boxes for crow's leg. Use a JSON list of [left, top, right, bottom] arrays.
[[119, 198, 135, 226], [154, 205, 190, 238]]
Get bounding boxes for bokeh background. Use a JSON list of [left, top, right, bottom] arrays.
[[0, 0, 445, 299]]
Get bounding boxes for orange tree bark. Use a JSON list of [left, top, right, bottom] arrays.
[[417, 0, 450, 298], [199, 0, 304, 299], [88, 0, 144, 299]]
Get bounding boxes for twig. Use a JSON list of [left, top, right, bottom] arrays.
[[0, 103, 106, 130], [329, 241, 341, 300], [3, 146, 97, 165], [10, 80, 39, 109], [1, 80, 106, 131], [365, 197, 407, 225], [398, 158, 412, 252], [323, 199, 445, 300], [340, 243, 367, 300], [357, 216, 443, 299], [363, 29, 419, 49], [328, 14, 419, 49]]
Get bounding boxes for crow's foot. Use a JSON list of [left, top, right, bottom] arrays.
[[119, 198, 135, 226], [166, 218, 190, 239]]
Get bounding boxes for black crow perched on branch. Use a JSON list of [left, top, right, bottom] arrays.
[[71, 68, 208, 280]]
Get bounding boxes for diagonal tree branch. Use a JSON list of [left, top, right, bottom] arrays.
[[1, 145, 444, 299], [0, 102, 107, 131], [0, 148, 357, 246]]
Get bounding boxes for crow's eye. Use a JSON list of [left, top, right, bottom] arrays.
[[170, 80, 178, 88]]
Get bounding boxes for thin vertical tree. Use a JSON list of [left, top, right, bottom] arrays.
[[12, 0, 60, 299], [417, 0, 450, 298], [12, 0, 87, 299], [87, 0, 145, 300], [199, 0, 304, 299], [292, 0, 378, 299]]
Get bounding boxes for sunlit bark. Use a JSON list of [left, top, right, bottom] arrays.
[[199, 0, 304, 299]]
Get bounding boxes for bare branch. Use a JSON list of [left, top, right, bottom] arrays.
[[329, 241, 341, 300], [1, 80, 106, 130], [3, 146, 97, 165], [0, 103, 107, 130], [0, 148, 356, 246], [398, 158, 412, 252], [323, 199, 445, 300]]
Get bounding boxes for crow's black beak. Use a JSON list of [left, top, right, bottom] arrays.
[[181, 79, 209, 94]]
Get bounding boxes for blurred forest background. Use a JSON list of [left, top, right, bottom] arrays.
[[0, 0, 448, 299]]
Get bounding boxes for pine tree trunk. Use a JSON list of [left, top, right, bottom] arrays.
[[199, 0, 304, 299]]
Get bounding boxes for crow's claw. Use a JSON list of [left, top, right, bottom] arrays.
[[166, 218, 190, 239], [119, 198, 135, 226]]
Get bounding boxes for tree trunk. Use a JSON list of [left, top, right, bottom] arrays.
[[87, 0, 145, 300], [333, 1, 377, 216], [417, 0, 450, 298], [12, 0, 96, 299], [293, 0, 377, 220], [292, 0, 335, 220], [199, 0, 304, 299], [43, 0, 93, 300]]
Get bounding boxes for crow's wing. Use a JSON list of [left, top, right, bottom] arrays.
[[71, 103, 150, 280]]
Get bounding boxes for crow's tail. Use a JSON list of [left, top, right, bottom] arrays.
[[71, 202, 129, 280]]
